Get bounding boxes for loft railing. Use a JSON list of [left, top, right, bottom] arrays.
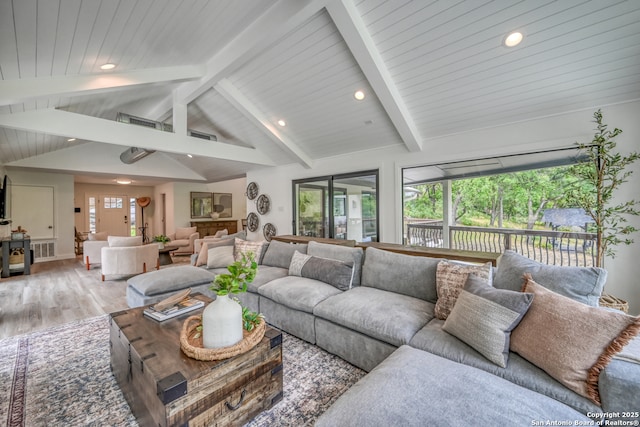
[[406, 222, 597, 267]]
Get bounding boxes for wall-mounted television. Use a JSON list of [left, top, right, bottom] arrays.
[[0, 175, 11, 219]]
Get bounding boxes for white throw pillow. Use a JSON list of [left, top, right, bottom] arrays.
[[207, 245, 235, 269]]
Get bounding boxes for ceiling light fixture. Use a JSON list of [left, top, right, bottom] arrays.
[[67, 138, 76, 142], [354, 90, 365, 101], [277, 120, 286, 127], [503, 31, 523, 47], [116, 178, 132, 185], [100, 63, 116, 70], [187, 154, 193, 158]]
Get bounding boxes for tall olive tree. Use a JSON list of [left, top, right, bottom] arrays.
[[567, 109, 640, 267]]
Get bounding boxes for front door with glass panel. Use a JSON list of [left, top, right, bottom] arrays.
[[99, 195, 129, 236]]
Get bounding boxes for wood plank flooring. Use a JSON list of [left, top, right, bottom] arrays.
[[0, 255, 191, 339]]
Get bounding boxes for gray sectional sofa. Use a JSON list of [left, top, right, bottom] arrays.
[[127, 237, 640, 424]]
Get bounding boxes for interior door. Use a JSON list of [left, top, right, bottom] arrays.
[[12, 185, 54, 239], [98, 195, 129, 236]]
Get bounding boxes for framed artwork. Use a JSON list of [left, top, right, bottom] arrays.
[[191, 192, 213, 218], [213, 193, 233, 218]]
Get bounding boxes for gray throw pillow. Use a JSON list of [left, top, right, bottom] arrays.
[[262, 239, 308, 268], [307, 241, 363, 286], [493, 250, 606, 306], [288, 250, 354, 291], [443, 275, 534, 368]]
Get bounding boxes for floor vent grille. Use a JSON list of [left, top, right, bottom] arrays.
[[31, 240, 56, 262]]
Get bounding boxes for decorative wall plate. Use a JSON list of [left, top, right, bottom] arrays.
[[246, 182, 259, 200], [263, 223, 277, 241], [256, 194, 271, 215], [247, 212, 259, 232]]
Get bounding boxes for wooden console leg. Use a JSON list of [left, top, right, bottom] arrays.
[[86, 256, 90, 270]]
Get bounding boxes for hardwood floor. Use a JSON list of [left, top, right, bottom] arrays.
[[0, 255, 190, 339]]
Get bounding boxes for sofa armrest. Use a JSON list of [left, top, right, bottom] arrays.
[[599, 348, 640, 417]]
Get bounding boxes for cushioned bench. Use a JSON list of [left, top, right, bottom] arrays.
[[316, 345, 593, 426], [126, 265, 216, 307]]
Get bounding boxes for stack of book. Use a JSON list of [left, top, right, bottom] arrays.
[[143, 297, 204, 322]]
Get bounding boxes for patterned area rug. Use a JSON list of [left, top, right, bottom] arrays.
[[0, 315, 365, 426]]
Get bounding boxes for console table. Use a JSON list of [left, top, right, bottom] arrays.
[[2, 237, 31, 277], [190, 220, 238, 237]]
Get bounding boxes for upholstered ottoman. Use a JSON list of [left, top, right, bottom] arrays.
[[126, 266, 216, 307], [316, 345, 592, 426]]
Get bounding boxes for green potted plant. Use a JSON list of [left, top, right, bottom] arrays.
[[202, 252, 258, 348], [152, 234, 170, 249], [567, 109, 640, 268]]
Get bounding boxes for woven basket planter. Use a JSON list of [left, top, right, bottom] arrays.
[[599, 294, 629, 313], [180, 315, 266, 361]]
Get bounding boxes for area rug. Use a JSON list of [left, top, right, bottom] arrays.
[[0, 315, 365, 426]]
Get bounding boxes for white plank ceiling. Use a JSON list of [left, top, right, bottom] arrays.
[[0, 0, 639, 183]]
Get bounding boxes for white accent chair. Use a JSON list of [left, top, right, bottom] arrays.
[[83, 232, 109, 270], [168, 227, 200, 255], [100, 236, 159, 281]]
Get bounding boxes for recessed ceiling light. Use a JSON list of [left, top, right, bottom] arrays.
[[67, 138, 76, 142], [100, 63, 116, 70], [354, 90, 365, 101], [503, 31, 523, 47], [277, 120, 286, 127], [116, 179, 132, 185], [187, 154, 193, 158]]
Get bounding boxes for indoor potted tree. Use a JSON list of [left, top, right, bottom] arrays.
[[567, 109, 639, 311]]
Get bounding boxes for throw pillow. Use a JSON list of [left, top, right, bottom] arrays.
[[196, 238, 234, 267], [213, 229, 228, 238], [234, 238, 267, 263], [107, 235, 142, 247], [261, 239, 308, 269], [492, 250, 606, 306], [443, 275, 533, 368], [510, 275, 640, 405], [288, 250, 354, 291], [207, 245, 235, 269], [434, 260, 493, 320]]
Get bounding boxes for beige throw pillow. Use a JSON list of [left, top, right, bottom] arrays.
[[207, 246, 235, 269], [434, 261, 492, 320], [195, 238, 234, 267], [234, 238, 266, 263], [511, 275, 640, 405]]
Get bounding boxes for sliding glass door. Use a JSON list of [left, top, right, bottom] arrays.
[[293, 170, 378, 242]]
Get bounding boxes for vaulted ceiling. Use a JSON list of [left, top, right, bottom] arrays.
[[1, 0, 639, 185]]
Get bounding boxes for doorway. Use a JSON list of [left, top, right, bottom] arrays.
[[95, 195, 129, 236]]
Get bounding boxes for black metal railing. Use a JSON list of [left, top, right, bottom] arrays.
[[406, 222, 597, 267]]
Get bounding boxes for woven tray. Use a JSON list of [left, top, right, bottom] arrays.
[[180, 315, 266, 361], [599, 294, 629, 313]]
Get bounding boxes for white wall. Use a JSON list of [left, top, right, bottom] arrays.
[[246, 101, 640, 314]]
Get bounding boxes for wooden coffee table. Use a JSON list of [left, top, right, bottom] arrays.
[[109, 294, 283, 427]]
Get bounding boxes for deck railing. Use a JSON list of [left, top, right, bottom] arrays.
[[406, 222, 597, 267]]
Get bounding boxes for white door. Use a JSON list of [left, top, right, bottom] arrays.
[[98, 195, 129, 236], [12, 185, 54, 238]]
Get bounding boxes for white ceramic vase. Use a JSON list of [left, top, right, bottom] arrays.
[[202, 294, 243, 348], [157, 242, 164, 249]]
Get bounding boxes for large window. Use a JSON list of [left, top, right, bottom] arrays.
[[293, 170, 379, 242]]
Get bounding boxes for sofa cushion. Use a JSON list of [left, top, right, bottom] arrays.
[[493, 250, 606, 306], [409, 319, 601, 414], [234, 238, 268, 263], [196, 238, 235, 267], [246, 266, 289, 293], [434, 260, 492, 320], [87, 231, 108, 241], [314, 286, 435, 347], [258, 276, 342, 313], [307, 241, 364, 286], [511, 275, 640, 405], [361, 247, 440, 302], [108, 235, 142, 247], [316, 346, 591, 427], [442, 275, 533, 368], [261, 239, 308, 268], [126, 265, 215, 296], [289, 250, 354, 291], [175, 226, 197, 240], [206, 245, 235, 269]]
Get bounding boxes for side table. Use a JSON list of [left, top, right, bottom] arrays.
[[1, 237, 31, 278]]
